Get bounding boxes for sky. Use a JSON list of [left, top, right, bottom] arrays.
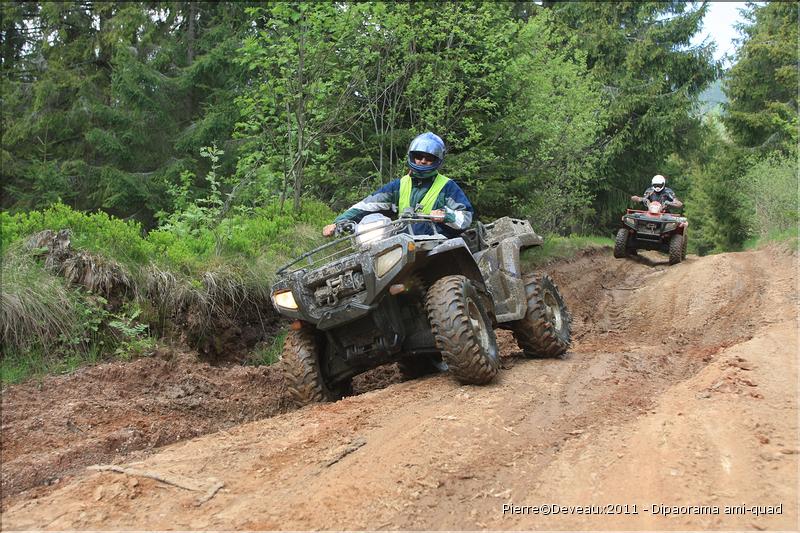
[[691, 2, 751, 66]]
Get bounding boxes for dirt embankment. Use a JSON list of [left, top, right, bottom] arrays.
[[1, 246, 797, 530]]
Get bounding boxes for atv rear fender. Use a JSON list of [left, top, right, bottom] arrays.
[[474, 217, 544, 323]]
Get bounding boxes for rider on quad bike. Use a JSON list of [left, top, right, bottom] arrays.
[[614, 175, 688, 264], [630, 175, 683, 212], [323, 132, 473, 239], [272, 134, 572, 406]]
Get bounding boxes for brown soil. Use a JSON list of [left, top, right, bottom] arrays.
[[1, 246, 797, 530]]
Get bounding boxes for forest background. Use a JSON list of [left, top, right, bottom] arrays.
[[1, 1, 797, 381]]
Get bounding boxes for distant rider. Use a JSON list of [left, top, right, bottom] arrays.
[[322, 132, 474, 238], [631, 175, 683, 212]]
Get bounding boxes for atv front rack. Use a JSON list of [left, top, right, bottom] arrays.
[[275, 217, 441, 276]]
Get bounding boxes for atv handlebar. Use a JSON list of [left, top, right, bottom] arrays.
[[631, 195, 683, 211], [323, 213, 444, 239], [334, 220, 357, 237]]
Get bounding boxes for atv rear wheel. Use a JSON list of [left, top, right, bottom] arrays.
[[669, 234, 684, 265], [425, 275, 499, 385], [282, 328, 350, 406], [614, 228, 630, 258], [510, 274, 571, 358]]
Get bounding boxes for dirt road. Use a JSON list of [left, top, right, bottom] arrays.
[[2, 246, 797, 530]]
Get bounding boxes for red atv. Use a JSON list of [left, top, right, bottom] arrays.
[[614, 198, 688, 264]]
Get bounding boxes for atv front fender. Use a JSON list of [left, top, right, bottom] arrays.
[[426, 238, 486, 289]]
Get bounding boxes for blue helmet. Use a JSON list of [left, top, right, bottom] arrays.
[[407, 132, 445, 173]]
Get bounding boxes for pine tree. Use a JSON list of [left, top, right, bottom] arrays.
[[723, 2, 798, 153], [1, 2, 253, 227]]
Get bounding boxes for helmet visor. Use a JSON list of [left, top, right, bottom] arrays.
[[410, 151, 438, 164]]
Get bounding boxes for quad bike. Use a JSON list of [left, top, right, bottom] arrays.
[[614, 198, 688, 264], [270, 212, 572, 405]]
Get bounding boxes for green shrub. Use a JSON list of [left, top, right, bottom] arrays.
[[0, 199, 335, 380], [737, 151, 798, 241], [0, 203, 153, 266], [1, 199, 334, 276], [0, 247, 159, 383]]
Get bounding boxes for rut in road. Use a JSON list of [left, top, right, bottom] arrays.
[[1, 246, 796, 531]]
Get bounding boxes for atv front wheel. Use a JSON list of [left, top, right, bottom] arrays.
[[669, 234, 684, 265], [614, 228, 630, 258], [282, 328, 350, 406], [510, 274, 571, 358], [425, 275, 499, 385]]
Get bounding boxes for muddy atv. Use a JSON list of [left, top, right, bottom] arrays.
[[270, 213, 572, 406], [614, 201, 688, 264]]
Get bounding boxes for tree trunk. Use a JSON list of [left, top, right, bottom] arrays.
[[187, 2, 197, 65], [293, 21, 306, 213]]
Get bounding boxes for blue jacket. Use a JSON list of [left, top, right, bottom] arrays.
[[334, 173, 474, 236]]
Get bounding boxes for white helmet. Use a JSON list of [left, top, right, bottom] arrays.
[[651, 175, 666, 192]]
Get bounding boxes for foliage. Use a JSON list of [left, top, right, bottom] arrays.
[[742, 228, 799, 254], [543, 1, 718, 229], [723, 2, 798, 153], [473, 11, 604, 231], [0, 197, 332, 379], [2, 1, 720, 235], [236, 3, 366, 212], [0, 202, 153, 265], [235, 3, 607, 232], [0, 2, 254, 228], [680, 2, 799, 256], [521, 234, 613, 270], [676, 117, 750, 255], [108, 305, 156, 360], [1, 198, 333, 279], [736, 151, 799, 241]]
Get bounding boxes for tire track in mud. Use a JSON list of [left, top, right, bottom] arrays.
[[1, 246, 797, 530]]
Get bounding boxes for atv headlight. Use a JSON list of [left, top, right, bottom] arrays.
[[356, 213, 391, 247], [272, 290, 298, 310], [375, 246, 403, 277], [623, 215, 636, 228], [664, 222, 678, 231]]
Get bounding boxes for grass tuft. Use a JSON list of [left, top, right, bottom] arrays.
[[248, 329, 287, 367], [0, 246, 78, 355]]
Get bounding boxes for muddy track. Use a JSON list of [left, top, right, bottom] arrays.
[[1, 246, 797, 530]]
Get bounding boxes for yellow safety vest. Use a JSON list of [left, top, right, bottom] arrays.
[[398, 173, 450, 214]]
